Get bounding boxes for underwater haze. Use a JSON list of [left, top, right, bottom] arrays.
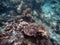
[[0, 0, 60, 45]]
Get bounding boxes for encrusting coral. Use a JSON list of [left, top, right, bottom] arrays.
[[0, 8, 52, 45]]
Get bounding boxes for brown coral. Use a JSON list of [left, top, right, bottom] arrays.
[[0, 8, 52, 45]]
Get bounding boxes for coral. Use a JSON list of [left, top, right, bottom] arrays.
[[0, 0, 60, 45], [0, 9, 52, 45]]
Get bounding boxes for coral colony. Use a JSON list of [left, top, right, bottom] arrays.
[[0, 8, 52, 45]]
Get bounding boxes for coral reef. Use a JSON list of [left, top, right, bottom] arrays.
[[0, 9, 52, 45], [0, 0, 60, 45]]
